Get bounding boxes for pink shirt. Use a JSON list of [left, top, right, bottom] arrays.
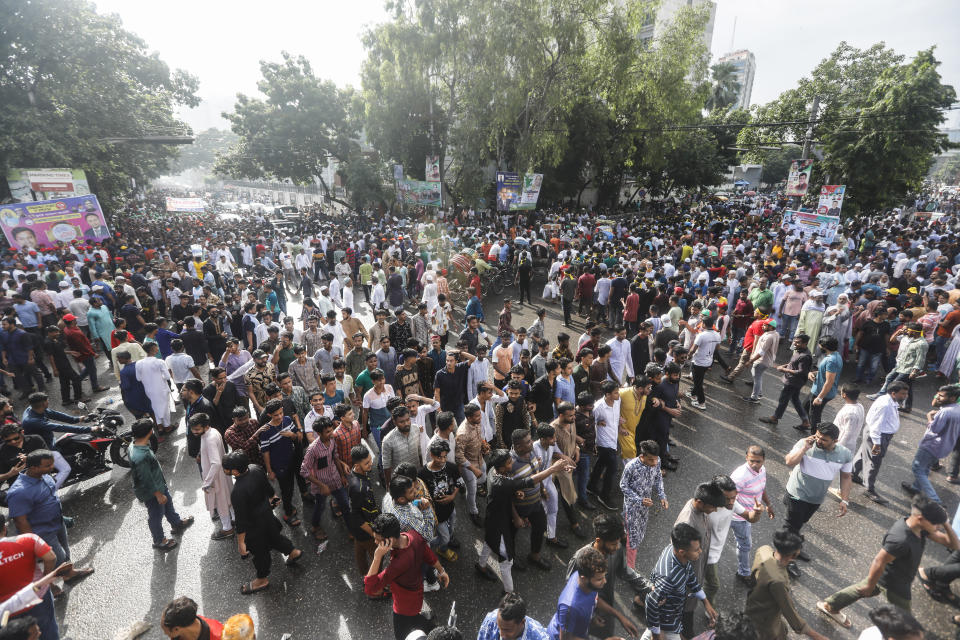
[[730, 462, 766, 522], [781, 289, 808, 317]]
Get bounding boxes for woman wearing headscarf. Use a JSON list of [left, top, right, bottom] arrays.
[[820, 293, 853, 360], [795, 289, 826, 355]]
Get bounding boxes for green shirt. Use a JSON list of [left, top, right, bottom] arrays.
[[749, 288, 774, 310], [355, 368, 374, 399], [359, 262, 373, 285], [276, 346, 296, 373], [130, 444, 166, 503]]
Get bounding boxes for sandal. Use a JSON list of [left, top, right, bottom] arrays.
[[63, 567, 95, 584], [153, 539, 178, 551], [816, 601, 852, 628], [284, 514, 301, 527], [285, 549, 303, 566], [240, 581, 270, 595], [919, 571, 960, 605]]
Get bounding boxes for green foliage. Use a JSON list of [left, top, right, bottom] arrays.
[[932, 154, 960, 185], [0, 0, 198, 209], [168, 128, 238, 174], [705, 62, 740, 113]]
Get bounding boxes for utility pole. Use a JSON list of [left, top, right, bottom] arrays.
[[793, 94, 820, 210]]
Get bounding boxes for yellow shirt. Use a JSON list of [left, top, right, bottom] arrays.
[[618, 387, 646, 459]]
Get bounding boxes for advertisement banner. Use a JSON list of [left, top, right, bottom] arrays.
[[396, 179, 442, 207], [780, 209, 840, 243], [6, 168, 91, 203], [0, 195, 110, 250], [513, 173, 543, 211], [785, 159, 813, 197], [817, 185, 846, 217], [496, 171, 521, 211], [425, 156, 441, 182], [165, 197, 206, 213]]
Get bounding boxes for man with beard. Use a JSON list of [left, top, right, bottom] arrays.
[[902, 384, 960, 504], [494, 380, 531, 449], [381, 405, 421, 486], [650, 362, 682, 471]]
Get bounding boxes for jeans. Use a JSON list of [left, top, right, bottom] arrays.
[[588, 446, 618, 501], [39, 523, 70, 565], [691, 364, 708, 403], [936, 334, 951, 366], [77, 356, 101, 389], [749, 363, 767, 398], [460, 461, 487, 515], [11, 589, 58, 640], [779, 314, 798, 339], [910, 447, 942, 503], [575, 454, 591, 504], [435, 509, 456, 551], [145, 490, 187, 544], [855, 350, 884, 383], [56, 366, 82, 403], [731, 519, 752, 576], [561, 298, 573, 325], [772, 385, 808, 423], [311, 487, 350, 527], [729, 326, 746, 355]]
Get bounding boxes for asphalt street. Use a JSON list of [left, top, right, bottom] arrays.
[[29, 286, 960, 640]]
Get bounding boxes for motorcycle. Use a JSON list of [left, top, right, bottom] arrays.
[[55, 406, 158, 487]]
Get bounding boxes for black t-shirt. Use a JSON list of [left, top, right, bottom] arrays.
[[0, 434, 46, 478], [529, 375, 555, 424], [879, 518, 927, 599], [434, 361, 469, 411], [859, 320, 891, 353], [418, 462, 464, 523], [347, 471, 378, 540], [44, 338, 72, 369], [782, 348, 813, 388]]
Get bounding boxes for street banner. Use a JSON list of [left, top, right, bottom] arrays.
[[817, 185, 846, 216], [165, 197, 206, 212], [6, 168, 90, 203], [785, 159, 813, 197], [512, 173, 543, 211], [425, 156, 441, 182], [393, 164, 404, 181], [0, 195, 110, 249], [496, 171, 521, 211], [396, 179, 442, 207], [780, 209, 840, 243]]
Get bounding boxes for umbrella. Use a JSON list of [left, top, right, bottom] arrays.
[[734, 179, 750, 186], [513, 237, 529, 246], [744, 190, 757, 196], [532, 240, 550, 249]]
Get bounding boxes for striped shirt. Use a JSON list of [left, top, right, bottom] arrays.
[[785, 439, 854, 504], [645, 544, 705, 634], [300, 436, 343, 490], [510, 450, 543, 510], [730, 463, 766, 522]]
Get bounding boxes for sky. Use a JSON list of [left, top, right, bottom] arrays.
[[91, 0, 960, 132]]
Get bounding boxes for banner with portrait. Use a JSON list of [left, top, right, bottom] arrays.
[[425, 156, 441, 182], [6, 168, 91, 203], [496, 172, 521, 211], [396, 179, 442, 207], [785, 159, 813, 197], [0, 195, 110, 250], [817, 185, 846, 217], [512, 173, 543, 211], [780, 209, 840, 243]]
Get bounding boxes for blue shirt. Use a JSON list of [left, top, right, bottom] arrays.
[[155, 327, 178, 359], [465, 296, 484, 322], [21, 407, 88, 449], [547, 571, 598, 640], [120, 363, 153, 413], [12, 301, 40, 328], [918, 402, 960, 459], [478, 610, 549, 640], [645, 544, 704, 634], [810, 351, 843, 401], [258, 416, 298, 473], [1, 328, 33, 365], [6, 473, 63, 537]]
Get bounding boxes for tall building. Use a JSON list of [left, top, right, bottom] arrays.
[[717, 49, 756, 110], [638, 0, 717, 53]]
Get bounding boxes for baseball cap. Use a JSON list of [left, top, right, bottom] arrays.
[[63, 314, 77, 322], [886, 287, 900, 295]]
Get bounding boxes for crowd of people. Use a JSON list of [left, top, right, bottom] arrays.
[[1, 188, 960, 640]]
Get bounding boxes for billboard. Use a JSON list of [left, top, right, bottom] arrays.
[[425, 156, 441, 182], [514, 173, 543, 211], [496, 171, 521, 211], [817, 185, 846, 217], [165, 197, 206, 212], [785, 159, 813, 197], [0, 195, 110, 250], [396, 179, 441, 207], [780, 209, 840, 243], [6, 168, 91, 203]]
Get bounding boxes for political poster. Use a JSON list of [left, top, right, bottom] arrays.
[[817, 185, 846, 217], [396, 179, 442, 207], [512, 173, 543, 211], [425, 156, 441, 182], [785, 159, 813, 197], [0, 195, 110, 250], [165, 197, 206, 212], [780, 209, 840, 243], [496, 171, 521, 211], [6, 168, 91, 203]]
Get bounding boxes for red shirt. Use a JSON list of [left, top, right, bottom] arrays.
[[63, 325, 96, 361], [0, 533, 52, 604], [469, 275, 482, 300], [198, 616, 223, 640], [363, 531, 437, 615], [742, 318, 766, 352], [623, 292, 640, 322]]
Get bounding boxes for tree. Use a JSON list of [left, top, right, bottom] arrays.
[[705, 62, 740, 113], [0, 0, 199, 209], [168, 129, 238, 174], [932, 154, 960, 186], [216, 53, 362, 208]]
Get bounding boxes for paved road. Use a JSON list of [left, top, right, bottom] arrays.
[[37, 288, 960, 640]]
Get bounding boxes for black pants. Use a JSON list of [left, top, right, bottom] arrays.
[[802, 394, 830, 428], [12, 362, 44, 395], [247, 517, 295, 579], [276, 465, 297, 516], [773, 385, 808, 423], [518, 280, 531, 304], [561, 298, 573, 326], [691, 365, 708, 403], [393, 612, 431, 640], [926, 549, 960, 588], [56, 367, 82, 403], [588, 446, 618, 501], [514, 504, 547, 555], [782, 493, 820, 535]]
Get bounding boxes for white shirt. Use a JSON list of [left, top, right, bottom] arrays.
[[471, 393, 509, 442], [605, 337, 634, 379], [254, 321, 281, 344], [834, 402, 866, 452], [864, 393, 901, 445], [592, 398, 621, 449], [166, 353, 196, 383], [691, 330, 721, 367], [707, 501, 747, 564]]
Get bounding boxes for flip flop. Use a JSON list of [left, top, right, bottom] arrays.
[[284, 514, 301, 527], [63, 567, 95, 584], [240, 582, 270, 595], [285, 549, 303, 566], [817, 601, 852, 628]]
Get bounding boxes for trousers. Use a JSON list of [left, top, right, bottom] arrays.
[[588, 446, 618, 501], [460, 460, 487, 515], [854, 431, 893, 492], [145, 489, 187, 545], [782, 493, 820, 536], [824, 579, 911, 612], [247, 518, 295, 579], [772, 385, 808, 423]]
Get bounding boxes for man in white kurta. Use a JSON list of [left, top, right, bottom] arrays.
[[191, 415, 235, 537], [135, 344, 173, 429]]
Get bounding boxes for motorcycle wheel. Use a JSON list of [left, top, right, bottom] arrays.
[[110, 432, 158, 468], [491, 274, 506, 295]]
